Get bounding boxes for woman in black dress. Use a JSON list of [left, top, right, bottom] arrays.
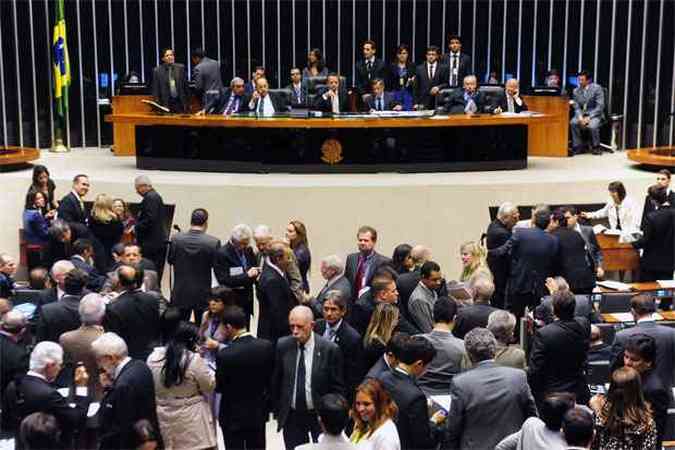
[[89, 193, 124, 271]]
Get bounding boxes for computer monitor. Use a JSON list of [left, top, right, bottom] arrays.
[[567, 75, 579, 87]]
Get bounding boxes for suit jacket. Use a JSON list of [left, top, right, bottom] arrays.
[[444, 361, 538, 450], [355, 58, 388, 93], [528, 318, 591, 404], [611, 321, 675, 389], [151, 63, 189, 112], [44, 222, 90, 269], [313, 88, 350, 113], [311, 275, 353, 318], [285, 82, 311, 107], [168, 229, 221, 308], [486, 219, 513, 300], [59, 325, 105, 399], [641, 191, 675, 230], [192, 56, 223, 103], [57, 192, 88, 225], [642, 368, 670, 446], [578, 224, 603, 269], [272, 333, 345, 430], [135, 189, 166, 253], [0, 334, 29, 395], [98, 359, 160, 450], [206, 89, 250, 114], [249, 92, 291, 114], [365, 354, 394, 381], [215, 334, 275, 431], [535, 295, 596, 325], [380, 368, 441, 450], [632, 207, 675, 272], [571, 82, 605, 120], [387, 62, 417, 93], [441, 52, 472, 86], [444, 89, 490, 114], [414, 62, 450, 109], [70, 255, 106, 291], [508, 227, 559, 298], [36, 294, 82, 343], [494, 93, 528, 113], [214, 241, 258, 317], [2, 374, 90, 443], [452, 303, 499, 339], [257, 262, 296, 343], [104, 290, 160, 361], [314, 319, 362, 400], [365, 92, 400, 111], [553, 228, 596, 292], [344, 251, 391, 298]]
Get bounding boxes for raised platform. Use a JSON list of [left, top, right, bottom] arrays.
[[0, 146, 40, 171], [628, 146, 675, 167]]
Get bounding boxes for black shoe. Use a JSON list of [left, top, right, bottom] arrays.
[[604, 146, 615, 154], [570, 145, 583, 156], [592, 146, 603, 155]]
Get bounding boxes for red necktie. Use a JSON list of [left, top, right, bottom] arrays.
[[354, 256, 366, 295]]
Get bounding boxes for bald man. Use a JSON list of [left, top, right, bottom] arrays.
[[272, 306, 345, 450], [444, 75, 489, 114], [493, 78, 528, 114]]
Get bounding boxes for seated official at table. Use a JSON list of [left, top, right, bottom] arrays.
[[286, 67, 309, 107], [314, 74, 349, 113], [245, 66, 267, 95], [248, 77, 290, 116], [199, 77, 249, 115], [444, 75, 489, 114], [493, 79, 528, 114], [366, 79, 401, 112], [151, 48, 189, 113], [570, 70, 606, 155], [413, 46, 449, 110]]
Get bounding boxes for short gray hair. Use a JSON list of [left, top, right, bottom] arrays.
[[29, 342, 63, 372], [496, 202, 518, 220], [469, 276, 495, 304], [134, 175, 152, 187], [464, 328, 497, 363], [463, 74, 478, 84], [410, 245, 431, 265], [0, 253, 13, 266], [230, 76, 245, 88], [51, 260, 75, 279], [48, 220, 71, 241], [1, 309, 26, 331], [321, 254, 344, 274], [487, 310, 517, 344], [231, 224, 253, 242], [253, 224, 272, 240], [91, 332, 128, 358], [290, 305, 314, 322], [79, 293, 107, 325]]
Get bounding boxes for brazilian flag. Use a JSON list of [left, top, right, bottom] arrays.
[[52, 0, 70, 118]]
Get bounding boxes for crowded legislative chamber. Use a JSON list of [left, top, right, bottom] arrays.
[[3, 1, 675, 449]]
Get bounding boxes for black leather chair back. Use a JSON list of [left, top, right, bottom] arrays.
[[479, 85, 505, 109], [435, 87, 460, 110]]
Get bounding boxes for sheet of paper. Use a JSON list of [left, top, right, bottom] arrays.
[[430, 395, 452, 412], [597, 280, 633, 291], [88, 402, 101, 417], [609, 313, 635, 322], [657, 280, 675, 288]]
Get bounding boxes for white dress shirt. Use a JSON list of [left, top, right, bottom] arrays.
[[293, 332, 315, 410]]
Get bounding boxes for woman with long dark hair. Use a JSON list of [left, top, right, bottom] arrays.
[[26, 165, 57, 213], [388, 44, 416, 111], [286, 220, 312, 293], [147, 322, 216, 450], [302, 48, 329, 78], [23, 191, 52, 245], [391, 243, 413, 274]]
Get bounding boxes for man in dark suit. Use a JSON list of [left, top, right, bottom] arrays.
[[632, 185, 675, 281], [244, 66, 267, 95], [380, 336, 443, 450], [486, 202, 520, 308], [507, 207, 559, 320], [44, 220, 91, 270], [310, 254, 352, 319], [35, 268, 86, 343], [355, 40, 388, 98], [272, 305, 344, 450], [552, 215, 597, 295], [103, 265, 160, 361], [134, 175, 168, 282], [0, 254, 16, 299], [493, 78, 528, 113], [621, 334, 670, 447], [365, 332, 409, 380], [562, 206, 604, 281], [414, 46, 449, 110], [365, 78, 401, 111], [535, 290, 596, 326], [214, 224, 259, 324], [190, 48, 223, 106], [445, 328, 538, 450], [286, 67, 310, 108], [57, 174, 90, 226], [216, 306, 275, 450], [441, 34, 472, 87], [344, 226, 391, 299], [453, 277, 498, 339], [641, 170, 675, 229], [587, 324, 613, 363], [70, 239, 106, 291], [528, 290, 591, 407], [2, 342, 90, 446], [168, 208, 221, 325], [313, 73, 350, 113], [202, 77, 249, 115], [257, 242, 296, 344], [152, 47, 189, 113], [611, 294, 675, 390], [248, 77, 290, 115], [92, 332, 160, 450], [314, 291, 361, 402], [444, 75, 490, 114], [0, 310, 29, 396]]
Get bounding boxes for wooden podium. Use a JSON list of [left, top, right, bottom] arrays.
[[522, 95, 569, 157], [596, 233, 640, 272]]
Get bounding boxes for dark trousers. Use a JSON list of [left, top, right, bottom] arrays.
[[143, 245, 168, 284], [222, 426, 266, 450], [282, 409, 321, 450], [179, 305, 206, 326]]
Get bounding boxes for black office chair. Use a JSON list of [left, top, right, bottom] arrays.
[[478, 84, 505, 111], [268, 88, 292, 111], [599, 86, 624, 152], [435, 87, 460, 111], [599, 293, 633, 314]]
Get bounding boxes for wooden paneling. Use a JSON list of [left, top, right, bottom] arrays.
[[0, 146, 40, 168], [596, 233, 640, 272], [627, 147, 675, 167], [523, 95, 569, 157]]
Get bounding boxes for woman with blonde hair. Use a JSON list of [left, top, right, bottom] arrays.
[[589, 366, 657, 450], [286, 219, 311, 293], [350, 379, 401, 449], [459, 241, 492, 282], [88, 193, 123, 271], [362, 303, 399, 372]]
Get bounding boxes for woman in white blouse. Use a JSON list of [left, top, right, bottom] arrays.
[[350, 379, 401, 450], [581, 181, 639, 233]]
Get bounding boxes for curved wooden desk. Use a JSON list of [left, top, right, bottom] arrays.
[[627, 147, 675, 167], [0, 146, 40, 171]]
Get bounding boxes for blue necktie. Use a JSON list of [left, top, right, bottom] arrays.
[[378, 98, 383, 111]]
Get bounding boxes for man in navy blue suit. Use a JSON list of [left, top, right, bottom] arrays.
[[365, 79, 401, 112]]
